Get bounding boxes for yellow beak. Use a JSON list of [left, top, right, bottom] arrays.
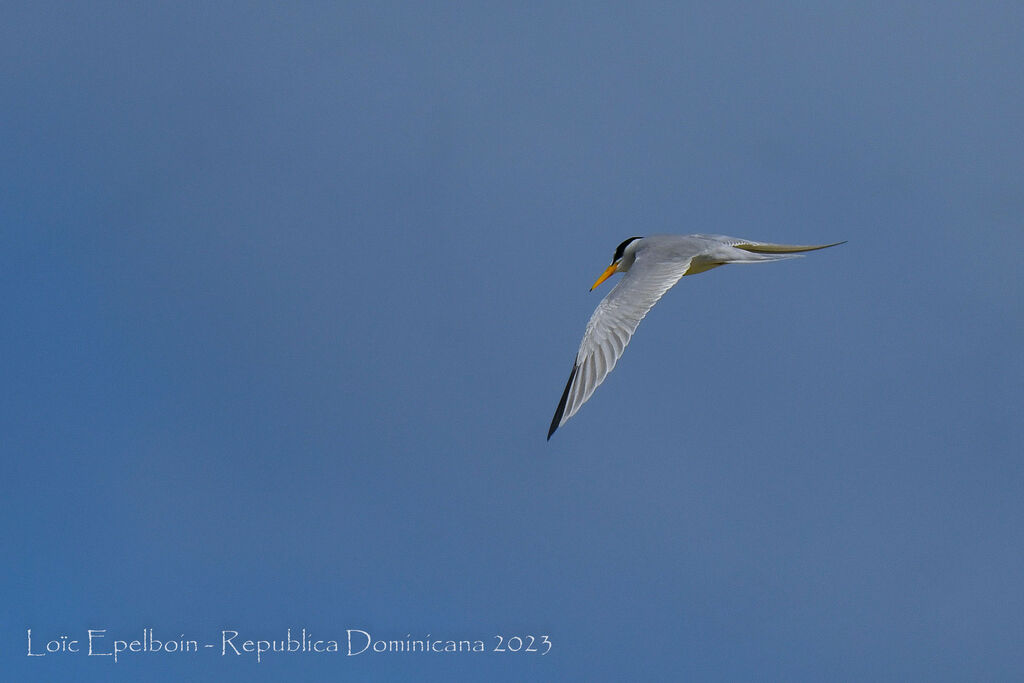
[[590, 263, 619, 291]]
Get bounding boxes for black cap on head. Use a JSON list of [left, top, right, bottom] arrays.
[[612, 236, 643, 262]]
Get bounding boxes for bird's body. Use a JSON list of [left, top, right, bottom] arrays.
[[547, 234, 844, 439]]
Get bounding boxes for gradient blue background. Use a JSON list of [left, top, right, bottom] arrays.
[[3, 3, 1022, 681]]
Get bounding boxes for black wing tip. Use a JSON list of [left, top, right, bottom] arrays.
[[547, 360, 579, 441]]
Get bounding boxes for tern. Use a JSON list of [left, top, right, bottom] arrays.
[[548, 234, 844, 439]]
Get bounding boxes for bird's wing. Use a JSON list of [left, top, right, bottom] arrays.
[[548, 252, 693, 439], [702, 235, 847, 254]]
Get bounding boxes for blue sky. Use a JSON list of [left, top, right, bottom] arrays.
[[3, 3, 1022, 681]]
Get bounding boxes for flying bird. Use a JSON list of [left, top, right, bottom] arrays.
[[548, 234, 844, 439]]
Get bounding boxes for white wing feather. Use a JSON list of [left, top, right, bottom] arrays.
[[551, 252, 693, 434]]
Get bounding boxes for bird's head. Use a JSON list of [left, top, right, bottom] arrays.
[[591, 236, 643, 290]]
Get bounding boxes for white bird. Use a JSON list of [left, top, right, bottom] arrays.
[[548, 234, 844, 439]]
